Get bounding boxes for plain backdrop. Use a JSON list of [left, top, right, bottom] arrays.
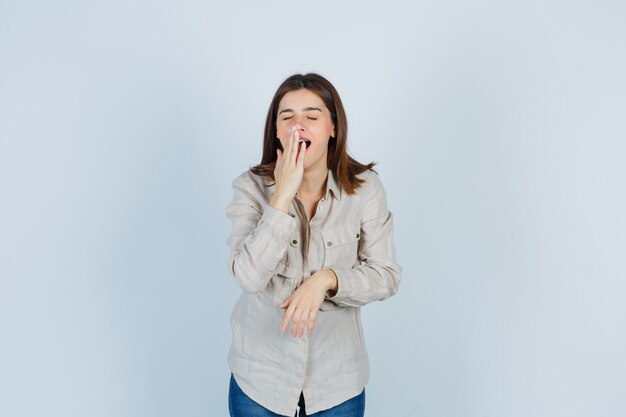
[[1, 1, 625, 416]]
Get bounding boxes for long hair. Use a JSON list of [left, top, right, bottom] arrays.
[[249, 73, 376, 195]]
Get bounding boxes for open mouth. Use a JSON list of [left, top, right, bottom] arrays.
[[299, 140, 312, 149]]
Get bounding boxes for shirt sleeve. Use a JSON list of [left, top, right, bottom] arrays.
[[325, 172, 402, 307], [226, 173, 297, 294]]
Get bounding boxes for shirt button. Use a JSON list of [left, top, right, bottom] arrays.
[[356, 233, 360, 239], [289, 213, 295, 217], [292, 239, 298, 245], [327, 241, 332, 246]]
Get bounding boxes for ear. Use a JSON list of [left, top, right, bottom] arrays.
[[331, 124, 336, 138]]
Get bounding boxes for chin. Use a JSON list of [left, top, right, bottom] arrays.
[[306, 155, 328, 170]]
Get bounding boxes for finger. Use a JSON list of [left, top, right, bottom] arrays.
[[307, 310, 318, 334], [290, 128, 300, 163], [284, 127, 293, 158], [281, 311, 291, 333], [276, 149, 283, 167], [281, 303, 296, 332], [296, 138, 306, 166], [293, 128, 300, 146], [298, 309, 310, 337], [283, 129, 293, 161], [291, 307, 305, 337]]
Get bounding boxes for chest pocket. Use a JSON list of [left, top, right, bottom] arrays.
[[321, 225, 361, 269]]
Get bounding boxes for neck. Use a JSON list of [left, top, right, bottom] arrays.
[[298, 163, 328, 198]]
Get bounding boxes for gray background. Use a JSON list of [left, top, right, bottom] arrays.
[[1, 1, 625, 416]]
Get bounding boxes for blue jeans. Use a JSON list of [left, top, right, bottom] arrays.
[[228, 373, 365, 417]]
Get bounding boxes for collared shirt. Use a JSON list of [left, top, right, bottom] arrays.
[[225, 167, 402, 416]]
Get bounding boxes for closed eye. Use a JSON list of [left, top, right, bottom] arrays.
[[307, 117, 317, 120]]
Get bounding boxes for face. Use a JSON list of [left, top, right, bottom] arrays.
[[276, 89, 336, 172]]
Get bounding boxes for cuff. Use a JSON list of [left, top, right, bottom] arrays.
[[260, 201, 297, 242], [324, 267, 357, 304]]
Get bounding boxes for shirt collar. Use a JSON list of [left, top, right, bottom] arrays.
[[325, 169, 342, 201]]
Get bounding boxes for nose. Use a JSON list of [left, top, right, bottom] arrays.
[[289, 122, 306, 133]]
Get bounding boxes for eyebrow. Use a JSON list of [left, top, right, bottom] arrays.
[[278, 107, 323, 115]]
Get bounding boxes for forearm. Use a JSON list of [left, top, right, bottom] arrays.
[[325, 261, 402, 308], [228, 202, 296, 293]]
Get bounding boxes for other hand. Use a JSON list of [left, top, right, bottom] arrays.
[[279, 269, 336, 337]]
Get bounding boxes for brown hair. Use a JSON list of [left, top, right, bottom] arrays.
[[249, 73, 376, 195]]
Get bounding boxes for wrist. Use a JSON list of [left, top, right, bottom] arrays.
[[325, 269, 338, 296], [270, 193, 292, 213]]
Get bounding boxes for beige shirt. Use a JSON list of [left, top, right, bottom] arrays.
[[225, 167, 402, 416]]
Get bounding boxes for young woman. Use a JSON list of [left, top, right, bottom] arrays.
[[226, 73, 402, 417]]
